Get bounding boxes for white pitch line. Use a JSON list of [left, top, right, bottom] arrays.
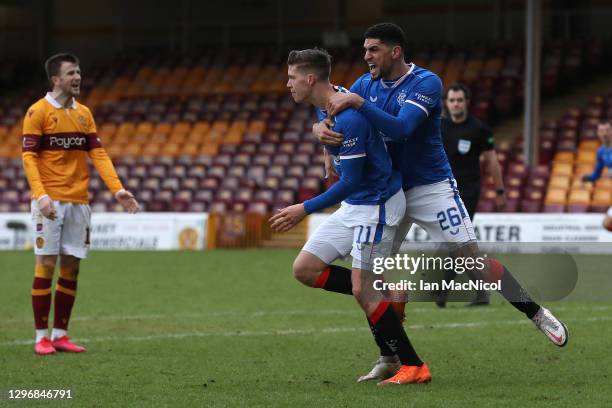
[[4, 304, 608, 325], [1, 315, 610, 348]]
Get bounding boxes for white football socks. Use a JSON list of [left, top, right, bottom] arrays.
[[51, 328, 67, 340], [36, 329, 48, 343]]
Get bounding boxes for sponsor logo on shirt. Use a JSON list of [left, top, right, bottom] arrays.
[[343, 137, 358, 148], [415, 92, 433, 106], [49, 135, 87, 149], [370, 96, 378, 102]]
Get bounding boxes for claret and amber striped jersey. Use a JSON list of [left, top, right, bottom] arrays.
[[22, 93, 123, 203]]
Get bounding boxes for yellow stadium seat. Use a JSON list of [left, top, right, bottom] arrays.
[[567, 190, 590, 205], [551, 163, 573, 177], [595, 178, 612, 191], [592, 190, 611, 205], [579, 140, 600, 151], [200, 143, 219, 156], [571, 177, 592, 191], [193, 121, 210, 134], [553, 151, 575, 164], [190, 133, 208, 144], [173, 122, 192, 135], [181, 143, 200, 156], [124, 144, 141, 156], [545, 189, 567, 205], [575, 163, 594, 177], [141, 144, 161, 156], [154, 122, 173, 135], [160, 143, 180, 157], [575, 150, 596, 165], [117, 123, 136, 138], [135, 122, 154, 135], [150, 133, 168, 144], [169, 133, 188, 144], [211, 121, 229, 133], [549, 176, 570, 190], [224, 129, 244, 145], [105, 144, 123, 158], [248, 120, 266, 133]]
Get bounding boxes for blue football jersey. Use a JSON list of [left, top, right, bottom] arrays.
[[350, 64, 453, 189], [315, 98, 402, 205]]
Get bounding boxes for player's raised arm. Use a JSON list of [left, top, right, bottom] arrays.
[[84, 109, 140, 213], [358, 75, 441, 142]]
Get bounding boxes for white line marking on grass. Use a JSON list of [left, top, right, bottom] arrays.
[[5, 304, 608, 325], [1, 316, 610, 348]]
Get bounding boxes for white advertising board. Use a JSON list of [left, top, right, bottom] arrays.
[[0, 213, 207, 251]]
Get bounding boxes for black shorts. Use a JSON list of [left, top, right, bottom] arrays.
[[458, 182, 480, 221]]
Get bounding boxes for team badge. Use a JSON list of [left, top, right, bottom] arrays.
[[36, 223, 43, 232], [28, 109, 35, 118], [36, 237, 45, 249], [79, 115, 87, 127], [178, 228, 199, 250], [458, 139, 471, 154], [397, 90, 407, 106]]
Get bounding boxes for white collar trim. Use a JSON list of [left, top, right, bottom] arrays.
[[45, 92, 77, 109], [380, 63, 415, 89]]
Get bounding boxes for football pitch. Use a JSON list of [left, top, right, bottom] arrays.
[[1, 249, 611, 407]]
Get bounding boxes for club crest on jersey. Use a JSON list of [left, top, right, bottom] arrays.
[[397, 90, 407, 106], [28, 109, 35, 118], [78, 115, 87, 127], [458, 139, 471, 154]]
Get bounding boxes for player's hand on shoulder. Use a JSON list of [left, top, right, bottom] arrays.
[[38, 195, 57, 221], [269, 204, 306, 233], [115, 189, 140, 214], [327, 92, 363, 116], [313, 119, 344, 146]]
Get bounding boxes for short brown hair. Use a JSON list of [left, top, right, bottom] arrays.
[[44, 53, 79, 85], [287, 48, 332, 81], [444, 83, 471, 100]]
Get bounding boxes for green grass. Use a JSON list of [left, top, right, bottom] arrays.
[[1, 250, 611, 407]]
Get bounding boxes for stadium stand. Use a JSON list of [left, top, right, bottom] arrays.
[[0, 40, 608, 214]]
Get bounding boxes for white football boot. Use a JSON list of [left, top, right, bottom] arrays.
[[357, 355, 401, 382], [531, 307, 569, 347]]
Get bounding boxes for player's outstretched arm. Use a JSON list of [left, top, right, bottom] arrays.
[[269, 157, 365, 232]]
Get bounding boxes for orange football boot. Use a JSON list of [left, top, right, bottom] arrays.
[[377, 363, 431, 385]]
